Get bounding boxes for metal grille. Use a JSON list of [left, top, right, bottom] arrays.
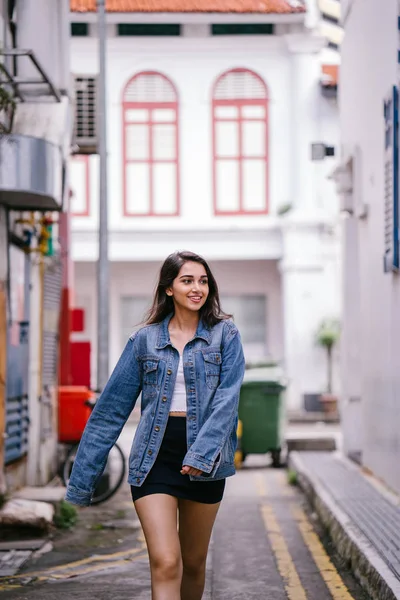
[[300, 452, 400, 581], [5, 393, 29, 464], [42, 261, 62, 387], [5, 245, 30, 465], [383, 86, 399, 272], [73, 76, 97, 150], [214, 69, 267, 100], [124, 72, 176, 104], [384, 155, 394, 258]]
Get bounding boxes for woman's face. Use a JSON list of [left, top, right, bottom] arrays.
[[167, 261, 209, 314]]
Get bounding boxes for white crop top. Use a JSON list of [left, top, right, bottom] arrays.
[[170, 357, 187, 413]]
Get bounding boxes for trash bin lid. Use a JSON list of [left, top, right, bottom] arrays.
[[243, 366, 286, 386]]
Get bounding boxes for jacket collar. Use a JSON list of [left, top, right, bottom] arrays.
[[155, 313, 212, 349]]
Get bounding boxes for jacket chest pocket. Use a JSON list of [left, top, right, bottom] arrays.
[[203, 351, 222, 389], [142, 360, 159, 395]]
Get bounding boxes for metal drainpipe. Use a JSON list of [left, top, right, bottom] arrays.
[[96, 0, 109, 391], [38, 252, 44, 422]]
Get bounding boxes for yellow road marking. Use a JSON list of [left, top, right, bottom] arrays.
[[261, 504, 308, 600], [254, 473, 268, 497], [41, 551, 149, 580], [0, 544, 147, 583], [0, 548, 149, 591], [291, 506, 355, 600], [0, 552, 148, 591]]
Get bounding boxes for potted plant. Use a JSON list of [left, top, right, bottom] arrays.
[[316, 318, 340, 414]]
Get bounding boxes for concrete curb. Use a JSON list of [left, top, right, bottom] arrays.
[[287, 411, 340, 424], [286, 437, 337, 453], [289, 451, 400, 600], [0, 498, 54, 532]]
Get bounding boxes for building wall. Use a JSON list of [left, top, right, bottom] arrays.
[[340, 0, 355, 24], [71, 33, 293, 232], [340, 0, 400, 491], [70, 32, 340, 233]]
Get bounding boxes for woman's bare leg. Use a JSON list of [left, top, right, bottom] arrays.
[[134, 494, 182, 600], [178, 499, 221, 600]]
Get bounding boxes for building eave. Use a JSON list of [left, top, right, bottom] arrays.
[[70, 10, 305, 23]]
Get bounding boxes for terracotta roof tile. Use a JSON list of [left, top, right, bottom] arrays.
[[71, 0, 306, 14]]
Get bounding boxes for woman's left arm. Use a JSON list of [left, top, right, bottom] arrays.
[[182, 322, 245, 475]]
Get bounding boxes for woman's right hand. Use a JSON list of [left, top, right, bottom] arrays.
[[181, 465, 203, 477]]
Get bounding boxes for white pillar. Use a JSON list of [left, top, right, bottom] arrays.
[[280, 222, 341, 411], [332, 157, 364, 460], [340, 214, 364, 459], [285, 34, 325, 215]]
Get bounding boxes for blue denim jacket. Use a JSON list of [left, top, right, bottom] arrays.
[[65, 314, 245, 506]]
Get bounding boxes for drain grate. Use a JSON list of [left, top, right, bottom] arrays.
[[300, 452, 400, 580]]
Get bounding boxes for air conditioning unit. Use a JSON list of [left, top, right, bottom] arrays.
[[73, 76, 98, 154]]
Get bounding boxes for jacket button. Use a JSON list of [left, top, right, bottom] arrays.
[[136, 478, 140, 483], [167, 369, 172, 375], [148, 450, 153, 456], [155, 426, 160, 432], [162, 396, 167, 402]]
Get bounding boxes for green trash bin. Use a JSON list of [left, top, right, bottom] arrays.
[[238, 367, 286, 468]]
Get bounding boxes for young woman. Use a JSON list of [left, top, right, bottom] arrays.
[[65, 250, 245, 600]]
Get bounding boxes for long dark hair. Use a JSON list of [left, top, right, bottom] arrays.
[[145, 251, 231, 328]]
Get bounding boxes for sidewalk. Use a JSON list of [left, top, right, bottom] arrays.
[[290, 451, 400, 600]]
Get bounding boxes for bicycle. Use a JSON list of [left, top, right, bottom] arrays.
[[61, 395, 127, 505]]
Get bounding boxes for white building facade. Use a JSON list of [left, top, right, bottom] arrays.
[[337, 0, 400, 494], [69, 0, 340, 412]]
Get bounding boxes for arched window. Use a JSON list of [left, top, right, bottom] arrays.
[[212, 68, 269, 215], [122, 71, 179, 216]]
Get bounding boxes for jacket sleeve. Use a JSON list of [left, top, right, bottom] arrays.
[[182, 322, 245, 475], [65, 334, 141, 506]]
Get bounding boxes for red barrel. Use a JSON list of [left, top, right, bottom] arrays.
[[58, 386, 93, 443]]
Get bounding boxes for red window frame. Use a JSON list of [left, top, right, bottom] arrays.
[[212, 68, 269, 216], [122, 71, 180, 217], [70, 155, 90, 217]]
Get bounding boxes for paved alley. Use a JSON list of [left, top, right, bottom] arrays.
[[0, 462, 370, 600]]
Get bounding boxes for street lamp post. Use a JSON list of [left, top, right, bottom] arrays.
[[96, 0, 109, 390]]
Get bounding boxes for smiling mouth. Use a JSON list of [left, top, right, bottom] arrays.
[[188, 296, 202, 302]]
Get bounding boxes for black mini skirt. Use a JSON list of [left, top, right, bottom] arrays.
[[131, 416, 225, 504]]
